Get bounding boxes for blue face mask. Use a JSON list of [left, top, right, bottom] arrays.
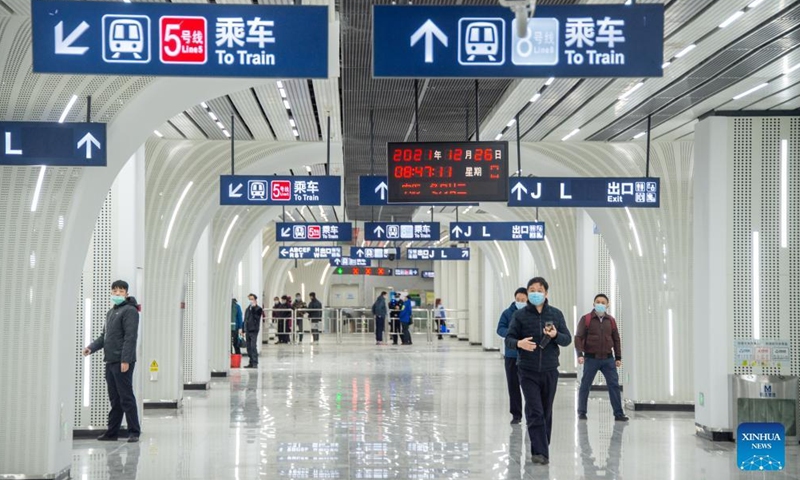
[[111, 295, 125, 305], [529, 292, 545, 306], [594, 303, 607, 315], [515, 301, 527, 311]]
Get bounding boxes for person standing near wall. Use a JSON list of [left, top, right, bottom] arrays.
[[308, 292, 323, 343], [82, 280, 142, 443], [434, 298, 446, 340], [574, 294, 628, 422], [231, 298, 243, 355], [399, 294, 413, 345], [505, 277, 572, 466], [244, 293, 263, 368], [372, 291, 388, 345], [496, 287, 528, 425]]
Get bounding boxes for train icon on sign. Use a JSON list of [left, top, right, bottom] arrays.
[[247, 180, 267, 201], [102, 15, 151, 64], [458, 18, 505, 66]]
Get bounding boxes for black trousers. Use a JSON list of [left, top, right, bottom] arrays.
[[401, 322, 412, 344], [231, 330, 241, 354], [518, 368, 559, 459], [296, 318, 304, 342], [104, 362, 141, 437], [375, 315, 385, 342], [504, 357, 523, 420], [311, 320, 321, 341], [246, 332, 259, 366], [391, 318, 401, 344]]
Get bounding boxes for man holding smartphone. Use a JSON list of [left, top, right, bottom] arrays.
[[505, 277, 572, 466]]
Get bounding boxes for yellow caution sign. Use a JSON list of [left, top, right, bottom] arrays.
[[150, 360, 159, 372]]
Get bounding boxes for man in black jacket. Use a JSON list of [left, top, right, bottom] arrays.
[[244, 293, 264, 368], [505, 277, 572, 466], [83, 280, 141, 443], [308, 292, 323, 342]]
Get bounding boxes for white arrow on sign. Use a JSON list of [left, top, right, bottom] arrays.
[[461, 249, 469, 258], [76, 133, 100, 160], [511, 182, 528, 202], [55, 21, 90, 55], [281, 227, 291, 237], [355, 248, 365, 258], [334, 258, 341, 265], [280, 248, 289, 256], [374, 181, 388, 201], [451, 225, 472, 239], [228, 183, 243, 198], [373, 225, 385, 237], [410, 19, 448, 64]]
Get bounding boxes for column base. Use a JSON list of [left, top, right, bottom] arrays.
[[590, 385, 624, 392], [457, 337, 469, 342], [183, 382, 210, 390], [143, 399, 182, 409], [469, 342, 482, 346], [482, 347, 501, 353], [695, 423, 734, 442], [559, 372, 578, 379], [0, 465, 70, 480], [625, 400, 694, 412], [210, 371, 228, 378]]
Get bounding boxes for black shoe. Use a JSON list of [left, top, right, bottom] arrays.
[[97, 434, 118, 441], [615, 415, 630, 422], [531, 454, 549, 465], [127, 435, 140, 443], [511, 417, 522, 425], [578, 414, 587, 420]]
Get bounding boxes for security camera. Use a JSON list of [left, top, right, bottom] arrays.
[[499, 0, 536, 38]]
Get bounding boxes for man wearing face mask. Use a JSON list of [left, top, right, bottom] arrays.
[[575, 294, 628, 422], [292, 293, 306, 343], [82, 280, 141, 443], [496, 287, 528, 425], [244, 294, 264, 368], [505, 277, 572, 466]]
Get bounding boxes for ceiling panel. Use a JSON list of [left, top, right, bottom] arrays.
[[254, 83, 296, 142], [229, 89, 276, 141], [169, 113, 209, 140], [285, 79, 320, 142], [207, 97, 254, 141]]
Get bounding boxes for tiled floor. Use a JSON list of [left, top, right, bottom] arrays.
[[72, 336, 799, 479]]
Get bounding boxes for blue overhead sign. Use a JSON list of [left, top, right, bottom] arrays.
[[221, 176, 340, 206], [350, 247, 400, 260], [508, 177, 660, 208], [359, 176, 476, 207], [1, 121, 106, 167], [373, 5, 663, 78], [364, 222, 440, 241], [406, 248, 470, 261], [330, 257, 372, 267], [450, 222, 545, 241], [275, 223, 352, 242], [278, 246, 341, 260], [31, 0, 329, 78], [394, 268, 420, 277]]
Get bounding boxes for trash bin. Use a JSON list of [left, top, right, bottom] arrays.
[[731, 375, 797, 442]]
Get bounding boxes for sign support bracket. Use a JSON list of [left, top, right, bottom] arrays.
[[474, 80, 480, 141], [231, 115, 235, 175], [86, 95, 92, 123], [464, 108, 469, 141], [370, 108, 375, 222], [645, 114, 652, 177], [414, 79, 420, 142], [516, 112, 521, 176]]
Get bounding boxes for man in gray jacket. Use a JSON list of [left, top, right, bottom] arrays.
[[83, 280, 141, 443], [372, 291, 388, 345]]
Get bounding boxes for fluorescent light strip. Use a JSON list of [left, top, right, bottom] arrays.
[[276, 81, 284, 89], [292, 129, 299, 137], [290, 119, 297, 128], [544, 235, 557, 270], [493, 240, 510, 276], [494, 133, 502, 140], [164, 181, 193, 249], [786, 64, 800, 74], [625, 207, 643, 257], [288, 270, 294, 283], [633, 132, 646, 140], [153, 130, 164, 138], [286, 212, 295, 221], [30, 166, 46, 212], [217, 215, 239, 264], [209, 111, 218, 121], [733, 83, 769, 100], [238, 261, 243, 286], [719, 10, 744, 28], [283, 100, 291, 110], [781, 139, 789, 248], [544, 77, 555, 86], [59, 95, 78, 123], [668, 309, 674, 396], [529, 93, 541, 103], [320, 264, 331, 285], [747, 0, 765, 8], [624, 0, 632, 4], [619, 82, 644, 100], [662, 61, 671, 69], [561, 128, 580, 141], [223, 130, 231, 138], [83, 298, 92, 407], [752, 231, 761, 340], [201, 102, 209, 109], [261, 244, 270, 258], [279, 88, 287, 98], [674, 44, 696, 58], [506, 119, 516, 127]]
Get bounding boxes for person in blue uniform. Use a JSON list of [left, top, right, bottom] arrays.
[[497, 287, 528, 425]]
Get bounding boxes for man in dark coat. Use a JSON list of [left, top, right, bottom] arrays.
[[244, 293, 264, 368]]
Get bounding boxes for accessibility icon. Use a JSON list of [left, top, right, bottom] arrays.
[[103, 15, 151, 64]]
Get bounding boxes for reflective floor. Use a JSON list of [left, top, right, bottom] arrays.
[[73, 337, 799, 479]]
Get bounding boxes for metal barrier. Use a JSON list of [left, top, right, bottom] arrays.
[[334, 307, 436, 344], [436, 309, 469, 339], [263, 308, 294, 344]]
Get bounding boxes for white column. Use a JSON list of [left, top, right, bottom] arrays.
[[456, 261, 468, 340], [468, 253, 482, 345], [482, 251, 501, 351], [446, 262, 457, 337], [693, 117, 734, 433], [111, 148, 146, 416], [192, 226, 211, 384], [247, 236, 264, 347], [575, 209, 598, 321]]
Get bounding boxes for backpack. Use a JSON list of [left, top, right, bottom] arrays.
[[371, 299, 379, 315], [584, 313, 617, 331]]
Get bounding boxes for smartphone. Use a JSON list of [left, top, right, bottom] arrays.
[[545, 321, 554, 328]]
